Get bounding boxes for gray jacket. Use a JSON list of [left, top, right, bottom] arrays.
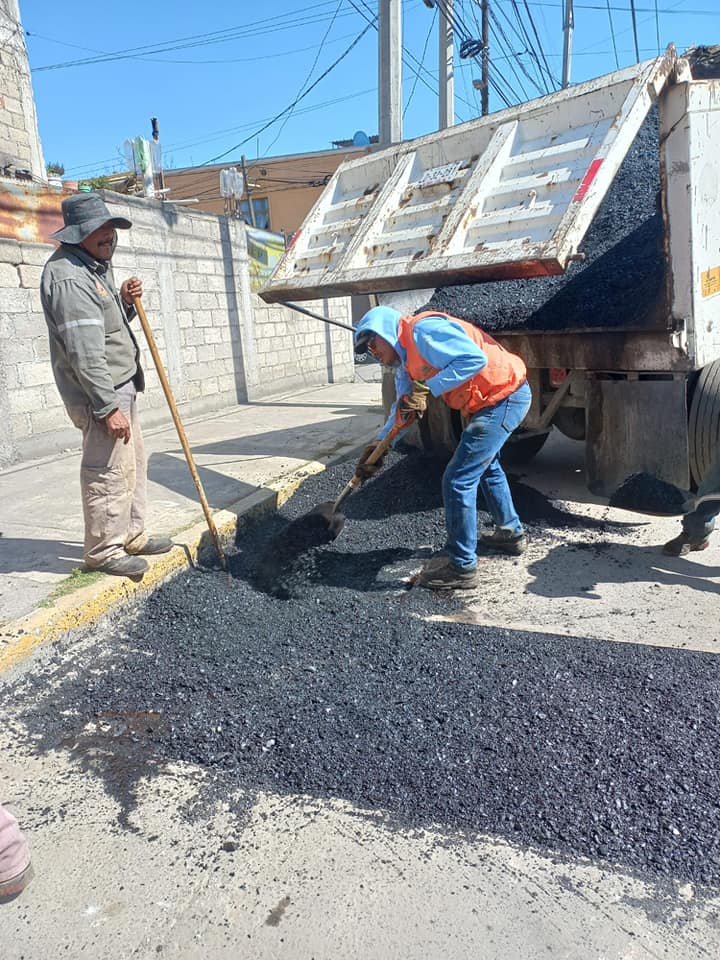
[[40, 244, 145, 419]]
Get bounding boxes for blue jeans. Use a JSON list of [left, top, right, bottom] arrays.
[[442, 381, 532, 570], [683, 450, 720, 542]]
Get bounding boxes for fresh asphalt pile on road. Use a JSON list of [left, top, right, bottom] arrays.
[[6, 450, 720, 888], [425, 113, 665, 333], [609, 472, 691, 516]]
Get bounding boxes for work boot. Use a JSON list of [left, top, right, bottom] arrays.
[[125, 535, 174, 556], [87, 555, 149, 580], [479, 528, 527, 556], [415, 557, 478, 591], [661, 533, 710, 557]]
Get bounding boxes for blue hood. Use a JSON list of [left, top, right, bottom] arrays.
[[353, 306, 402, 356]]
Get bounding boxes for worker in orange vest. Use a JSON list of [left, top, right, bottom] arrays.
[[354, 306, 531, 590]]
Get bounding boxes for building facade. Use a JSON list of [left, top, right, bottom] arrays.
[[163, 144, 375, 239]]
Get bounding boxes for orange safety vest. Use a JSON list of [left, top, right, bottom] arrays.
[[398, 311, 526, 418]]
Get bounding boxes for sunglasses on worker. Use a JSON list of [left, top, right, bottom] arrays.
[[355, 330, 379, 355]]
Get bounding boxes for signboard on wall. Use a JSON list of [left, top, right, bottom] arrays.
[[246, 226, 285, 292]]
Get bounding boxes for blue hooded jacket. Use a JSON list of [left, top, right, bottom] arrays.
[[354, 306, 489, 440]]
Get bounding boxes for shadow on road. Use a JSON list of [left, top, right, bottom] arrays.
[[526, 541, 720, 599]]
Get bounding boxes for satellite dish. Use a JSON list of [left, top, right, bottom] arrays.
[[352, 130, 370, 146]]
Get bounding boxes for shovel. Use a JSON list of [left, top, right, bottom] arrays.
[[314, 424, 403, 536]]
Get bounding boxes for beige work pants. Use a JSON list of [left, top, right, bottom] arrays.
[[68, 382, 148, 568]]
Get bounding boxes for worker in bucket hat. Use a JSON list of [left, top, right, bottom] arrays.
[[40, 193, 173, 580], [353, 305, 531, 591]]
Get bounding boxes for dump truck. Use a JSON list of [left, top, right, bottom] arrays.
[[259, 46, 720, 496]]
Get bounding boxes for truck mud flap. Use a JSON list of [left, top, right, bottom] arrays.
[[585, 377, 689, 497]]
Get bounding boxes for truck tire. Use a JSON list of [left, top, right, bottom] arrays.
[[553, 406, 586, 441], [688, 359, 720, 487], [501, 431, 549, 465]]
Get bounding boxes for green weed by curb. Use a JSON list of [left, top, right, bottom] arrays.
[[39, 568, 105, 607]]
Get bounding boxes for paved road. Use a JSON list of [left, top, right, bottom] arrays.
[[2, 431, 719, 959]]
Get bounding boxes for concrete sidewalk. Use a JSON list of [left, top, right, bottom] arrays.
[[0, 373, 383, 656]]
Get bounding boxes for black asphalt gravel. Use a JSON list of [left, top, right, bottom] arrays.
[[7, 451, 720, 888], [424, 113, 665, 333], [609, 473, 691, 516]]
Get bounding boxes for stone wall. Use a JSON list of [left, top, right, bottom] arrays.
[[0, 191, 354, 467], [0, 0, 45, 179]]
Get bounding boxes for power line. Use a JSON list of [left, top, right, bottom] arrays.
[[509, 0, 552, 92], [64, 87, 377, 177], [404, 6, 436, 117], [522, 0, 559, 86], [629, 0, 640, 61], [605, 0, 620, 66], [30, 2, 364, 71], [488, 5, 540, 100], [202, 23, 374, 165], [26, 26, 365, 67], [263, 0, 344, 155]]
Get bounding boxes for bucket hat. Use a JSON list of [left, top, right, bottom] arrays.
[[50, 192, 132, 244]]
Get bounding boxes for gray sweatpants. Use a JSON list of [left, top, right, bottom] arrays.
[[67, 382, 148, 567]]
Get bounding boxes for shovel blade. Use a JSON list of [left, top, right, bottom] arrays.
[[314, 502, 346, 539]]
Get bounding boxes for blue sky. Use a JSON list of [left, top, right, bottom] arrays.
[[19, 0, 719, 179]]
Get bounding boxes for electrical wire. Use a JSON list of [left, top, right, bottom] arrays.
[[202, 23, 374, 165], [606, 0, 621, 66], [509, 0, 552, 92], [263, 0, 344, 155], [64, 87, 377, 178], [30, 2, 365, 71], [26, 27, 364, 68], [487, 5, 538, 100], [351, 0, 474, 117], [522, 0, 559, 86], [404, 6, 436, 117], [491, 2, 546, 97], [629, 0, 641, 61], [436, 0, 518, 108]]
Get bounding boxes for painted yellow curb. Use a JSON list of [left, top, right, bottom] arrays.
[[0, 461, 327, 675]]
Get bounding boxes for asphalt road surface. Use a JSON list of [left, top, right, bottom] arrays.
[[2, 438, 719, 959]]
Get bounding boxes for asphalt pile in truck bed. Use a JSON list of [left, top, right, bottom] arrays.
[[425, 113, 666, 333], [9, 452, 720, 889]]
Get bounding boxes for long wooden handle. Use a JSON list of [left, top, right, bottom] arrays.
[[332, 425, 401, 512], [133, 296, 227, 571]]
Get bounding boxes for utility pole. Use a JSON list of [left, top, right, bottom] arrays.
[[241, 154, 256, 226], [439, 0, 454, 129], [481, 0, 489, 116], [561, 0, 574, 89], [378, 0, 402, 145]]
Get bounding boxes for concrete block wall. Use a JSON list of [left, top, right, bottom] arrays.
[[0, 0, 45, 179], [0, 191, 354, 466]]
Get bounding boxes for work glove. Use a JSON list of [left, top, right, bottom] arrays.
[[354, 442, 386, 484], [394, 380, 431, 429]]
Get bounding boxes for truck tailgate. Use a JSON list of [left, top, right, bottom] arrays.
[[260, 53, 676, 304]]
